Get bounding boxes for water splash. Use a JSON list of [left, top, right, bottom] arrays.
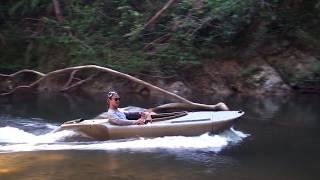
[[0, 126, 249, 153], [0, 126, 78, 144]]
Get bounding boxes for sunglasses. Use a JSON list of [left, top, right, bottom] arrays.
[[112, 98, 121, 101]]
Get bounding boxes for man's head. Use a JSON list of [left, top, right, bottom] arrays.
[[107, 91, 120, 109]]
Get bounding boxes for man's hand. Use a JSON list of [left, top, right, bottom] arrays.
[[134, 118, 145, 125], [135, 111, 157, 125], [140, 111, 156, 120]]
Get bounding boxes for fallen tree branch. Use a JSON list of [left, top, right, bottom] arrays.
[[0, 65, 192, 103], [61, 73, 97, 92], [0, 65, 230, 111], [0, 70, 45, 95], [61, 69, 79, 91], [0, 69, 45, 77], [0, 85, 32, 96], [143, 0, 178, 29], [144, 33, 171, 50], [0, 72, 48, 96], [189, 17, 212, 37], [53, 65, 193, 103]]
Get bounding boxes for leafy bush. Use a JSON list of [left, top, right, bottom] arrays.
[[0, 0, 319, 74]]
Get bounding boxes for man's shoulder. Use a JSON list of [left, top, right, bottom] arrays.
[[94, 111, 109, 119], [107, 109, 117, 114]]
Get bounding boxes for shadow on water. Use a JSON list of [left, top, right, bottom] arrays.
[[0, 92, 173, 122], [1, 92, 319, 133], [0, 92, 319, 129]]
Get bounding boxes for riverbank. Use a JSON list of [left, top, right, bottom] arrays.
[[1, 1, 319, 97], [0, 46, 319, 99]]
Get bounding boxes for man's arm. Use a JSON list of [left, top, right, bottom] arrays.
[[107, 113, 136, 126]]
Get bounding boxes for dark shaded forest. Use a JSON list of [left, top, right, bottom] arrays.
[[0, 0, 319, 95]]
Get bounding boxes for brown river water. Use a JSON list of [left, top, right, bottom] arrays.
[[0, 93, 319, 180]]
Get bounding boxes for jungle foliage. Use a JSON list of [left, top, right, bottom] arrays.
[[0, 0, 319, 75]]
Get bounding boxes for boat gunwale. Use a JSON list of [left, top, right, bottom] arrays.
[[60, 111, 244, 128]]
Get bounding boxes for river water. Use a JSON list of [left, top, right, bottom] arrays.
[[0, 93, 319, 180]]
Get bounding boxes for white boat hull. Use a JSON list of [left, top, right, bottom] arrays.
[[56, 111, 244, 140]]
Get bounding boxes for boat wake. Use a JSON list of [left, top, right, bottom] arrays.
[[0, 125, 249, 153]]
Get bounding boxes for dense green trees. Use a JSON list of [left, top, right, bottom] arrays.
[[0, 0, 319, 74]]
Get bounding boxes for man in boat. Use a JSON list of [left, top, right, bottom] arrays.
[[96, 91, 151, 125]]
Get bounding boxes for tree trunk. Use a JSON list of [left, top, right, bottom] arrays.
[[52, 0, 64, 22], [143, 0, 178, 29]]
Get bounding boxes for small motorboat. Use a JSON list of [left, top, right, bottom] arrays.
[[55, 110, 244, 140]]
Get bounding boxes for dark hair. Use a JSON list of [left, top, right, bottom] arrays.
[[106, 91, 119, 107]]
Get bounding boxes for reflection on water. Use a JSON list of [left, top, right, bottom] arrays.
[[0, 93, 173, 122], [0, 151, 241, 180], [0, 93, 320, 179], [225, 94, 320, 128]]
